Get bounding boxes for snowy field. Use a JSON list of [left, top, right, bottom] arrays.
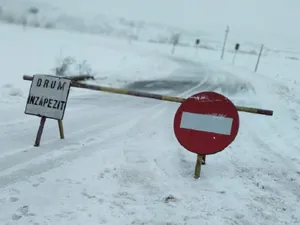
[[0, 1, 300, 225]]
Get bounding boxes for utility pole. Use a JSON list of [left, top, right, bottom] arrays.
[[220, 26, 230, 60], [254, 44, 264, 72]]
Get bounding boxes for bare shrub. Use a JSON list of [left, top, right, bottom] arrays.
[[44, 22, 55, 29], [28, 7, 39, 15], [169, 32, 180, 45], [169, 32, 181, 54], [53, 56, 95, 81], [21, 15, 27, 27], [54, 56, 76, 76], [2, 13, 16, 24]]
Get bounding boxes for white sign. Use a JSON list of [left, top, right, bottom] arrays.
[[25, 75, 71, 120], [180, 112, 233, 135]]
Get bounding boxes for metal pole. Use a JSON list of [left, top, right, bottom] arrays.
[[254, 44, 264, 72], [232, 51, 237, 65], [221, 26, 230, 60], [195, 45, 198, 56], [22, 75, 274, 116]]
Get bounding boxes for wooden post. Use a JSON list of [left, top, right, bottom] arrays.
[[194, 154, 203, 179], [58, 120, 64, 139], [34, 116, 47, 147], [232, 51, 237, 65], [202, 155, 206, 165]]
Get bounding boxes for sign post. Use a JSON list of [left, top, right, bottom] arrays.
[[233, 43, 240, 65], [195, 39, 200, 56], [173, 91, 240, 179], [58, 119, 65, 139], [24, 75, 71, 147]]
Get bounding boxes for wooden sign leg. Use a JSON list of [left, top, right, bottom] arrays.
[[34, 116, 47, 147], [202, 155, 206, 165], [58, 120, 65, 139], [194, 154, 203, 179]]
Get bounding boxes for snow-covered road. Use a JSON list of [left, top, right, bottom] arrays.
[[0, 58, 209, 188], [0, 21, 299, 225]]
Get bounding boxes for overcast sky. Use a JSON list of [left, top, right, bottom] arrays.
[[6, 0, 300, 49], [58, 1, 297, 30]]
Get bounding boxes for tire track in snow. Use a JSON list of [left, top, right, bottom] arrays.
[[246, 129, 300, 200], [0, 58, 210, 188], [0, 104, 96, 128], [0, 93, 131, 128], [0, 93, 151, 157], [0, 109, 130, 171], [0, 94, 152, 165], [220, 117, 300, 223], [107, 69, 209, 197], [0, 97, 164, 187], [0, 67, 209, 188]]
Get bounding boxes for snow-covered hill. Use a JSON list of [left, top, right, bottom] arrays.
[[1, 0, 300, 56]]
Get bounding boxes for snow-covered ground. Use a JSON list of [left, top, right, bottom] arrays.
[[0, 1, 300, 225]]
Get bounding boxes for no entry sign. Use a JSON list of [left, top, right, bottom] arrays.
[[173, 92, 239, 155]]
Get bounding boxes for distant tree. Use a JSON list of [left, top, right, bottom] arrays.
[[21, 15, 27, 29], [127, 20, 136, 43], [44, 22, 55, 29], [77, 60, 94, 76], [136, 21, 145, 39], [170, 33, 180, 45], [54, 57, 76, 76], [28, 7, 39, 15]]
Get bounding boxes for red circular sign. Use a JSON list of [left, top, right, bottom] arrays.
[[173, 92, 239, 155]]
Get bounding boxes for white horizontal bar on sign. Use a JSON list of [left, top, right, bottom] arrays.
[[180, 112, 233, 135]]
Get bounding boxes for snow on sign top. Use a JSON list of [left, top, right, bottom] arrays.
[[173, 91, 240, 155], [24, 75, 71, 120]]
